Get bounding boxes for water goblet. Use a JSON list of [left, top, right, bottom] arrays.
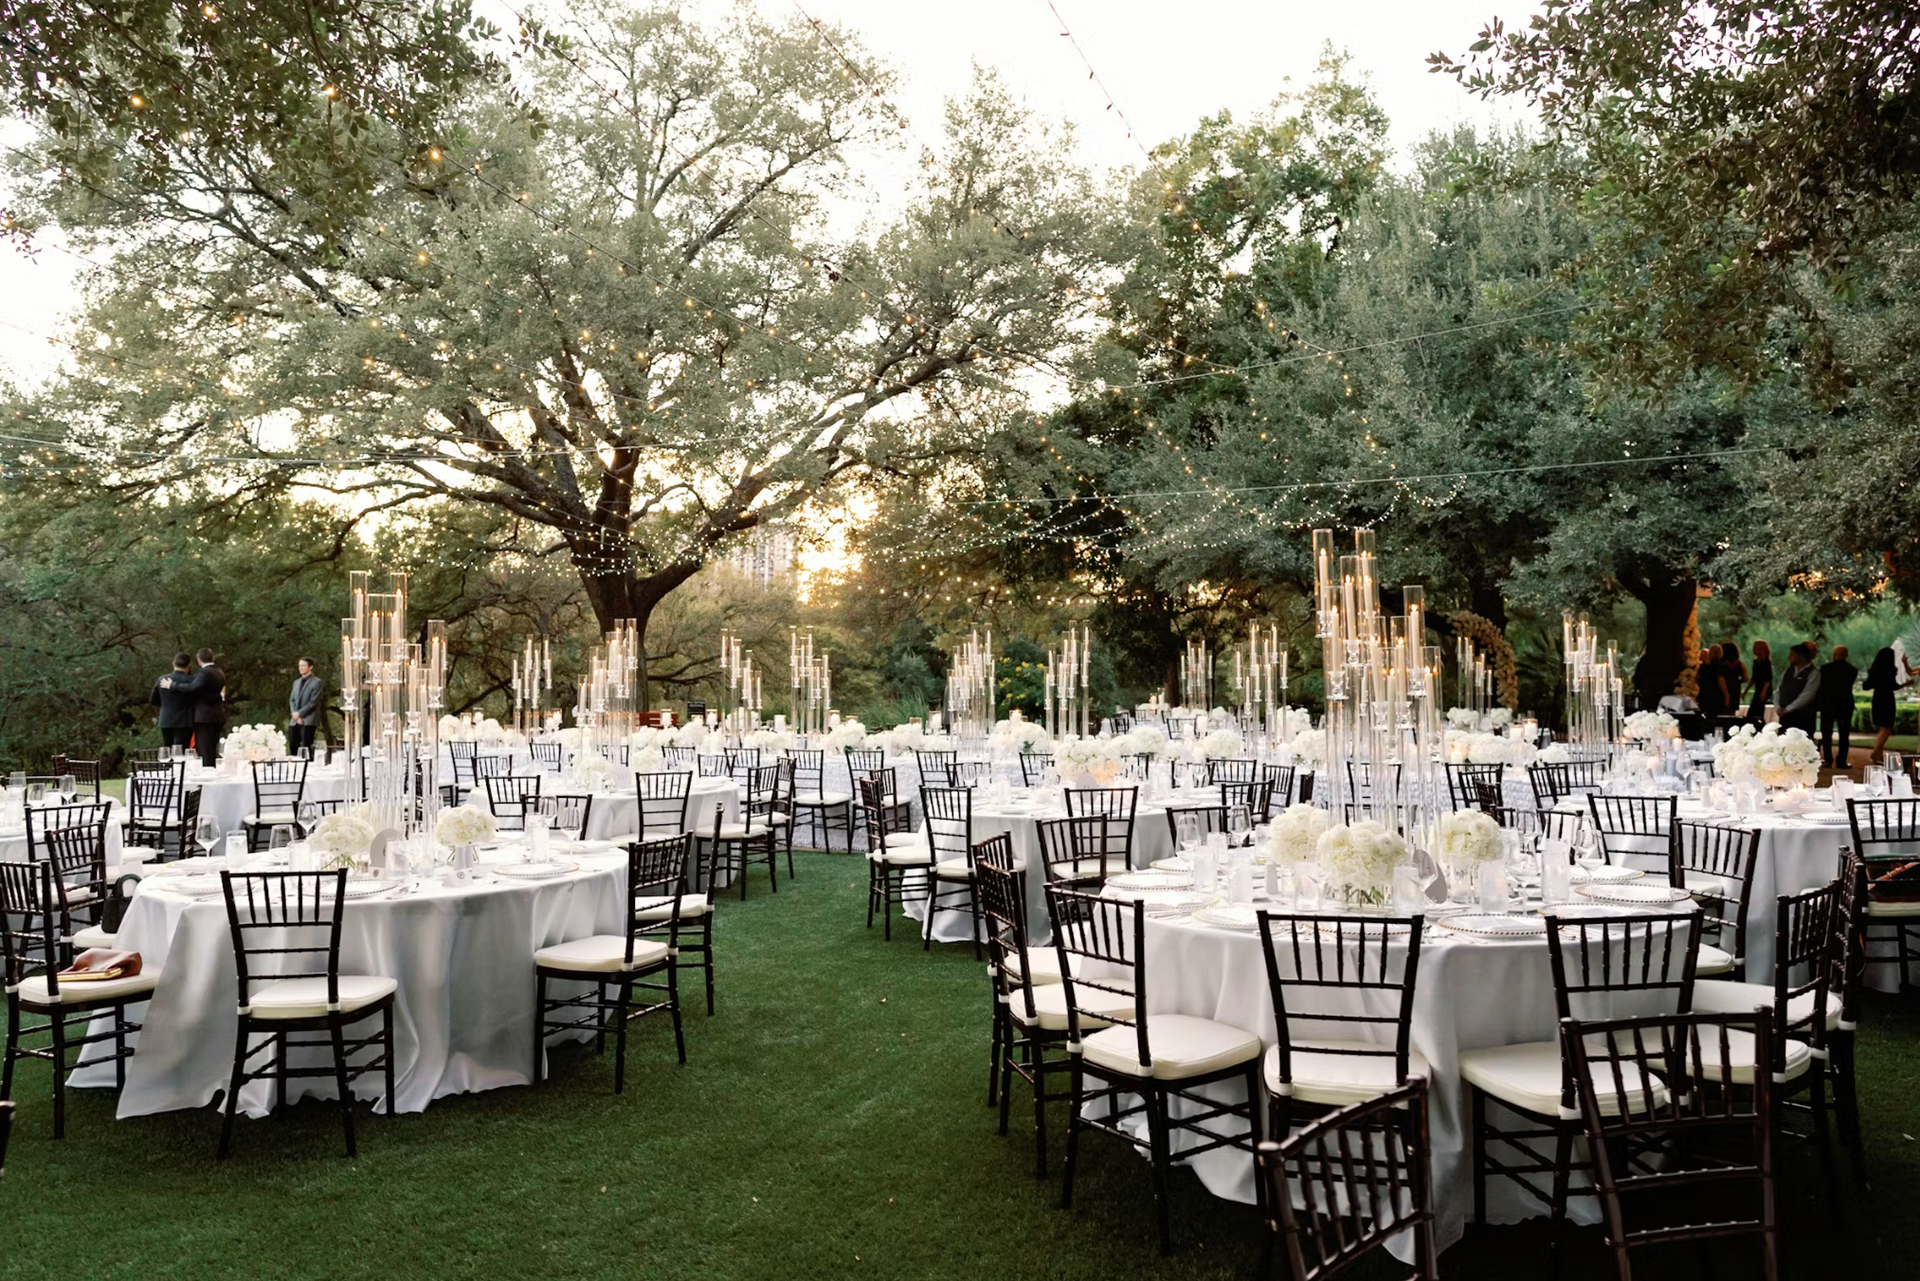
[[195, 814, 222, 859]]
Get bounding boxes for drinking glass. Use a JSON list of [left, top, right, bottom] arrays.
[[297, 801, 319, 835], [1293, 864, 1324, 911], [195, 815, 222, 858], [24, 782, 44, 806], [1226, 806, 1252, 849], [1574, 819, 1605, 872], [1175, 812, 1201, 858], [57, 774, 77, 803], [1864, 766, 1888, 797], [1886, 752, 1904, 777], [268, 824, 294, 855], [8, 770, 23, 791]]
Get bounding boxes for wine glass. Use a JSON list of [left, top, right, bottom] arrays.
[[296, 800, 319, 838], [195, 814, 222, 860], [1226, 806, 1252, 849], [1574, 818, 1605, 873], [1175, 812, 1202, 859], [57, 774, 77, 804], [267, 824, 295, 864]]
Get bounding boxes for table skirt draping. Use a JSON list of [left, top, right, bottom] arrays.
[[75, 855, 629, 1118], [1, 802, 127, 871]]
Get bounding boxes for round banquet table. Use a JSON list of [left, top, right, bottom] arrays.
[[1555, 792, 1855, 983], [74, 838, 632, 1118], [568, 776, 740, 843], [1112, 899, 1692, 1254], [0, 800, 127, 870], [904, 789, 1194, 944], [181, 764, 352, 836]]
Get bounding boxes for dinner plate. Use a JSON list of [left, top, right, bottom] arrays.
[[1149, 857, 1192, 872], [491, 859, 581, 880], [1191, 903, 1260, 931], [158, 874, 227, 897], [1139, 889, 1215, 912], [1436, 913, 1547, 937], [1576, 882, 1692, 905], [1567, 864, 1643, 886], [1108, 870, 1193, 892]]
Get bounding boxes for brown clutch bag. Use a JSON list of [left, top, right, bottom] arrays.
[[57, 949, 143, 982]]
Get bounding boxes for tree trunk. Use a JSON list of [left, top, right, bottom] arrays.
[[1469, 580, 1508, 632], [575, 559, 704, 714], [1629, 575, 1697, 712]]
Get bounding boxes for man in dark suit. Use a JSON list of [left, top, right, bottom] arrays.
[[1819, 644, 1859, 769], [168, 647, 228, 766], [149, 651, 197, 751]]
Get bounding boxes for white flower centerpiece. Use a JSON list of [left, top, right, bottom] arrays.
[[825, 718, 868, 750], [1621, 709, 1680, 743], [222, 723, 285, 764], [1283, 727, 1327, 768], [1316, 819, 1407, 908], [435, 801, 497, 849], [1267, 802, 1330, 867], [1713, 723, 1820, 790], [1436, 808, 1503, 900], [309, 804, 377, 873], [1196, 728, 1244, 760], [1118, 722, 1174, 761], [990, 712, 1051, 756], [570, 752, 619, 792], [1055, 737, 1124, 786]]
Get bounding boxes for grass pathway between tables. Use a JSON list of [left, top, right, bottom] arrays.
[[2, 851, 1918, 1280]]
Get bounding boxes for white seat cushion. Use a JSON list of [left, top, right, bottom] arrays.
[[242, 811, 299, 826], [635, 893, 710, 921], [1693, 978, 1839, 1031], [870, 843, 934, 867], [534, 935, 670, 974], [1866, 899, 1920, 918], [1004, 947, 1064, 985], [1008, 978, 1136, 1030], [715, 823, 775, 841], [1694, 1029, 1815, 1085], [17, 968, 161, 1006], [1051, 857, 1120, 881], [245, 974, 397, 1019], [71, 924, 117, 950], [934, 857, 977, 881], [1695, 943, 1737, 976], [795, 791, 853, 806], [1460, 1040, 1671, 1117], [1264, 1039, 1433, 1107], [1081, 1013, 1262, 1081]]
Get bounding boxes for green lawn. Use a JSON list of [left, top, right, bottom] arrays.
[[1, 852, 1917, 1279]]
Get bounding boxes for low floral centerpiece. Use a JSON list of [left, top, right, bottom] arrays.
[[309, 804, 377, 873], [222, 723, 285, 764], [1713, 723, 1819, 789]]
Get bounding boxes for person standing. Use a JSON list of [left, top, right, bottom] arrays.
[[1719, 641, 1747, 709], [1695, 647, 1729, 724], [149, 651, 197, 751], [1818, 645, 1859, 769], [1865, 646, 1900, 765], [1776, 642, 1822, 735], [287, 657, 323, 757], [1744, 639, 1775, 725], [169, 647, 228, 767]]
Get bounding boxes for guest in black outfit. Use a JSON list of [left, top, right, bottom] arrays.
[[1776, 642, 1821, 735], [1865, 646, 1899, 765], [286, 657, 323, 758], [1744, 639, 1775, 725], [1695, 647, 1729, 724], [169, 647, 228, 766], [149, 651, 196, 751], [1719, 641, 1747, 709], [1818, 645, 1859, 769]]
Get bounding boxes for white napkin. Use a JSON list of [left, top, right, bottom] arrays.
[[1895, 774, 1916, 799]]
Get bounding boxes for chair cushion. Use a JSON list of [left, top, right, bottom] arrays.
[[71, 924, 117, 951], [934, 857, 977, 881], [1004, 947, 1064, 986], [245, 974, 398, 1019], [870, 843, 935, 867], [535, 935, 670, 974], [796, 791, 853, 806], [1008, 978, 1136, 1030], [1264, 1040, 1434, 1107], [1693, 1030, 1815, 1085], [1050, 857, 1119, 881], [242, 811, 300, 827], [716, 823, 775, 841], [1695, 943, 1737, 976], [1080, 1013, 1263, 1081], [1460, 1040, 1669, 1118], [1693, 978, 1839, 1031], [635, 893, 710, 921], [16, 968, 161, 1006], [1866, 899, 1920, 917]]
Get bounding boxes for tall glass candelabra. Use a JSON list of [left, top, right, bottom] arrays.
[[1179, 636, 1211, 709], [575, 621, 641, 758], [1232, 622, 1290, 746], [1453, 636, 1493, 716], [788, 627, 831, 737], [946, 628, 994, 743], [339, 569, 446, 837], [1561, 611, 1622, 748], [718, 628, 762, 732], [1045, 623, 1090, 741], [512, 635, 552, 734]]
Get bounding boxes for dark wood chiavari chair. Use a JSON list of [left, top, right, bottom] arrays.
[[52, 755, 102, 801], [1669, 819, 1762, 975], [0, 1098, 11, 1175], [631, 830, 716, 1016], [533, 835, 686, 1093], [1046, 884, 1265, 1254], [2, 860, 157, 1139], [483, 774, 542, 831], [1461, 910, 1701, 1263], [242, 758, 309, 851], [1845, 797, 1920, 992], [596, 742, 631, 767], [1062, 787, 1137, 874], [695, 752, 729, 779], [1447, 762, 1505, 811], [216, 869, 397, 1158], [1586, 793, 1676, 866], [1255, 912, 1426, 1141], [922, 784, 980, 958], [636, 770, 694, 841], [844, 747, 889, 845], [127, 769, 200, 861], [1111, 713, 1135, 734], [724, 746, 760, 784], [1019, 751, 1055, 787], [28, 810, 113, 952], [952, 760, 992, 789], [785, 748, 853, 852], [1036, 814, 1116, 889], [529, 740, 565, 772], [527, 792, 593, 840], [914, 748, 957, 789], [1205, 757, 1258, 786], [1220, 780, 1273, 828], [1161, 804, 1227, 848], [1825, 848, 1870, 1184], [1561, 1011, 1779, 1281], [706, 765, 782, 898], [1260, 763, 1295, 817], [978, 833, 1085, 1177], [1256, 1078, 1440, 1281], [446, 739, 479, 798], [661, 745, 698, 771], [1527, 758, 1606, 810], [859, 776, 928, 941], [1345, 760, 1403, 810], [473, 754, 513, 789], [768, 756, 798, 876]]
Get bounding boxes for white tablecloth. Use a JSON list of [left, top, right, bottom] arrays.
[[575, 778, 740, 841], [77, 843, 631, 1117], [0, 801, 128, 871], [182, 766, 351, 837]]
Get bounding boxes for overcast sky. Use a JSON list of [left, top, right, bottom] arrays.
[[0, 0, 1534, 385]]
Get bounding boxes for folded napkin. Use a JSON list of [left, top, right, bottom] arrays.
[[58, 948, 143, 982]]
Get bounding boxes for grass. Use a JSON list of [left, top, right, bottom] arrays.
[[0, 851, 1917, 1279]]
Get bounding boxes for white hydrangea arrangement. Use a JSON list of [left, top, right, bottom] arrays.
[[1196, 728, 1244, 760], [1621, 709, 1679, 742], [1317, 819, 1407, 904], [632, 745, 663, 773], [1486, 707, 1514, 728], [990, 713, 1050, 755], [1056, 736, 1125, 785], [309, 804, 377, 869], [747, 727, 796, 753], [1437, 809, 1503, 867], [1536, 743, 1572, 764], [1714, 723, 1819, 789], [435, 801, 497, 849], [1267, 802, 1330, 865], [627, 726, 662, 753], [222, 723, 284, 763], [668, 722, 716, 749], [1446, 707, 1481, 730], [1118, 722, 1174, 760], [1282, 727, 1327, 767], [825, 718, 868, 750], [1444, 731, 1535, 768], [570, 752, 619, 791]]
